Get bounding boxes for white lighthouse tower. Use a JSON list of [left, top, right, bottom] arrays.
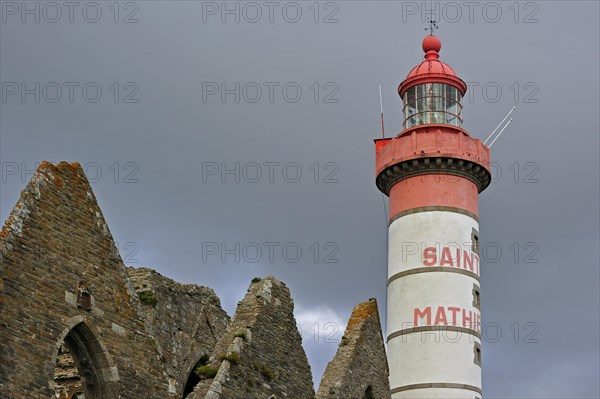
[[375, 34, 492, 398]]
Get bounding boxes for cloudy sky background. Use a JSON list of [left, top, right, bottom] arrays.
[[1, 1, 599, 397]]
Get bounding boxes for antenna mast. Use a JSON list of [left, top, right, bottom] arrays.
[[379, 85, 385, 138], [489, 119, 513, 148], [484, 107, 516, 147]]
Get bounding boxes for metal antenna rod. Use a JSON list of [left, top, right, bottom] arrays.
[[484, 107, 516, 145], [489, 118, 513, 148], [379, 84, 385, 138]]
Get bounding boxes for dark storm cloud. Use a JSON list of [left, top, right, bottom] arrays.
[[1, 1, 598, 396]]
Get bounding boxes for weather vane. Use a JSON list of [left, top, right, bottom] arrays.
[[425, 14, 439, 35], [425, 1, 439, 36]]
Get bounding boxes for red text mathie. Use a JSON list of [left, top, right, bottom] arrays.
[[413, 306, 481, 333]]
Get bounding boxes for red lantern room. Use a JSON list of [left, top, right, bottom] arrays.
[[398, 35, 468, 131]]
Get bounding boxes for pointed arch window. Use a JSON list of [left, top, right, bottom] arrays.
[[53, 322, 119, 398]]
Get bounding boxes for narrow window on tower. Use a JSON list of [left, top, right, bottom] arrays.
[[471, 228, 480, 255], [473, 284, 481, 309], [474, 342, 482, 366]]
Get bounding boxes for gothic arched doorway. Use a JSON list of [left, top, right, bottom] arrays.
[[53, 321, 119, 398], [182, 354, 210, 398]]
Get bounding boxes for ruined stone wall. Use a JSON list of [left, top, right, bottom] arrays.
[[316, 299, 391, 399], [0, 161, 391, 399], [0, 162, 226, 399], [189, 276, 315, 399], [126, 267, 229, 396], [53, 343, 84, 398]]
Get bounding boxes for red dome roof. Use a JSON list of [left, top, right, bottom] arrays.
[[398, 35, 467, 97]]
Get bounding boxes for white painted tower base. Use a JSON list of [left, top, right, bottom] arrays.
[[387, 211, 482, 398]]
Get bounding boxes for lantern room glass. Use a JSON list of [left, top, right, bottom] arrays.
[[403, 83, 463, 129]]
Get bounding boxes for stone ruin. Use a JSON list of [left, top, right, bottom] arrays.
[[0, 161, 390, 399]]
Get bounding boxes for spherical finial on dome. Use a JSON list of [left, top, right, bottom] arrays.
[[422, 35, 441, 53]]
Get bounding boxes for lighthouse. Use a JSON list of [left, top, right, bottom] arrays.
[[375, 35, 491, 398]]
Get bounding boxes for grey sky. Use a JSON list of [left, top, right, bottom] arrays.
[[1, 1, 599, 397]]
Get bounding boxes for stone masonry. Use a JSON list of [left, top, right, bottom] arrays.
[[0, 162, 228, 398], [316, 299, 390, 399], [0, 162, 390, 398], [125, 267, 230, 396], [189, 276, 315, 399]]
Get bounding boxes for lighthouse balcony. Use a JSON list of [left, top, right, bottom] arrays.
[[374, 126, 491, 195]]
